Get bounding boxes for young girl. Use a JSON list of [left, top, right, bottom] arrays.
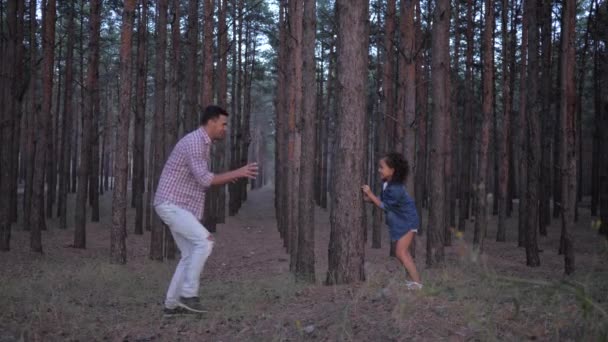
[[362, 152, 422, 289]]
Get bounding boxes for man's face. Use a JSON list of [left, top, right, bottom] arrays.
[[208, 115, 228, 140]]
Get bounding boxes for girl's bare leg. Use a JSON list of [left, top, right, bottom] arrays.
[[395, 231, 421, 283]]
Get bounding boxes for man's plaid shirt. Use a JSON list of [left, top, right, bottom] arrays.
[[153, 128, 215, 220]]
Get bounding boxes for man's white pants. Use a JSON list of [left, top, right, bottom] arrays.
[[154, 202, 214, 309]]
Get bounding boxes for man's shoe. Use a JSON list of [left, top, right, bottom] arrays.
[[163, 306, 190, 316], [178, 296, 207, 313]]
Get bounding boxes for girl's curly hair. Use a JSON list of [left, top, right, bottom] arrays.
[[383, 152, 410, 183]]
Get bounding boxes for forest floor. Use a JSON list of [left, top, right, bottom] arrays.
[[1, 186, 607, 341]]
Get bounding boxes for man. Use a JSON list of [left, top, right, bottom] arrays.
[[154, 105, 257, 314]]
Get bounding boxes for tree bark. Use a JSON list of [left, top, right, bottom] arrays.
[[524, 0, 541, 266], [90, 26, 102, 224], [47, 37, 60, 220], [275, 0, 288, 245], [373, 0, 395, 249], [295, 0, 316, 282], [74, 0, 101, 249], [558, 0, 576, 274], [414, 0, 427, 234], [112, 0, 137, 264], [599, 42, 608, 238], [23, 0, 37, 233], [150, 0, 168, 261], [458, 0, 475, 232], [31, 0, 57, 252], [287, 0, 303, 272], [185, 0, 198, 131], [326, 0, 369, 285], [133, 0, 148, 235], [202, 0, 218, 232], [400, 0, 416, 204], [427, 0, 450, 266], [216, 0, 228, 224], [473, 0, 493, 252], [539, 0, 552, 235], [518, 1, 528, 247], [58, 2, 76, 230], [0, 0, 19, 250], [161, 0, 180, 260], [497, 0, 512, 242]]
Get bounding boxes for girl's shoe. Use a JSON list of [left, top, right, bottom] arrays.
[[406, 281, 423, 290]]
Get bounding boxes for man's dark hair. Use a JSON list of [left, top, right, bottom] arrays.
[[201, 105, 229, 125]]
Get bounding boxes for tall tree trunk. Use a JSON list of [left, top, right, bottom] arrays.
[[23, 0, 37, 233], [32, 0, 57, 252], [103, 88, 113, 193], [400, 0, 416, 209], [217, 0, 228, 224], [497, 0, 512, 242], [539, 0, 552, 236], [506, 0, 518, 219], [201, 0, 214, 109], [449, 0, 461, 239], [558, 0, 576, 274], [578, 0, 595, 217], [145, 122, 155, 232], [74, 0, 86, 197], [295, 0, 316, 282], [75, 0, 101, 249], [588, 1, 601, 216], [0, 0, 19, 250], [58, 1, 76, 230], [133, 0, 148, 235], [229, 0, 242, 217], [185, 0, 198, 131], [599, 41, 608, 238], [474, 0, 494, 253], [287, 0, 303, 272], [90, 48, 101, 223], [240, 25, 255, 205], [321, 41, 334, 210], [518, 1, 528, 247], [524, 0, 541, 266], [591, 12, 601, 218], [112, 0, 136, 264], [427, 0, 450, 266], [400, 0, 419, 251], [372, 0, 395, 249], [552, 49, 562, 219], [275, 0, 287, 244], [150, 0, 168, 261], [47, 38, 60, 219], [459, 0, 475, 232], [99, 92, 106, 196], [11, 0, 25, 226], [202, 0, 218, 232], [414, 0, 427, 234], [314, 47, 324, 206], [326, 0, 369, 285], [384, 0, 395, 153], [162, 0, 180, 260]]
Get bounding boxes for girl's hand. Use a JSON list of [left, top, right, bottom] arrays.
[[361, 185, 372, 195]]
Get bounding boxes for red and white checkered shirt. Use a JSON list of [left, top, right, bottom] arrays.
[[153, 128, 215, 220]]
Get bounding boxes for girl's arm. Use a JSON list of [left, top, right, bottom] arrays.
[[361, 185, 382, 208]]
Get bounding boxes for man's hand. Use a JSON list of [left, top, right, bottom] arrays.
[[211, 162, 259, 186], [236, 162, 259, 180]]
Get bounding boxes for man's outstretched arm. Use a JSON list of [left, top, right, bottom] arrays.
[[211, 163, 259, 186]]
